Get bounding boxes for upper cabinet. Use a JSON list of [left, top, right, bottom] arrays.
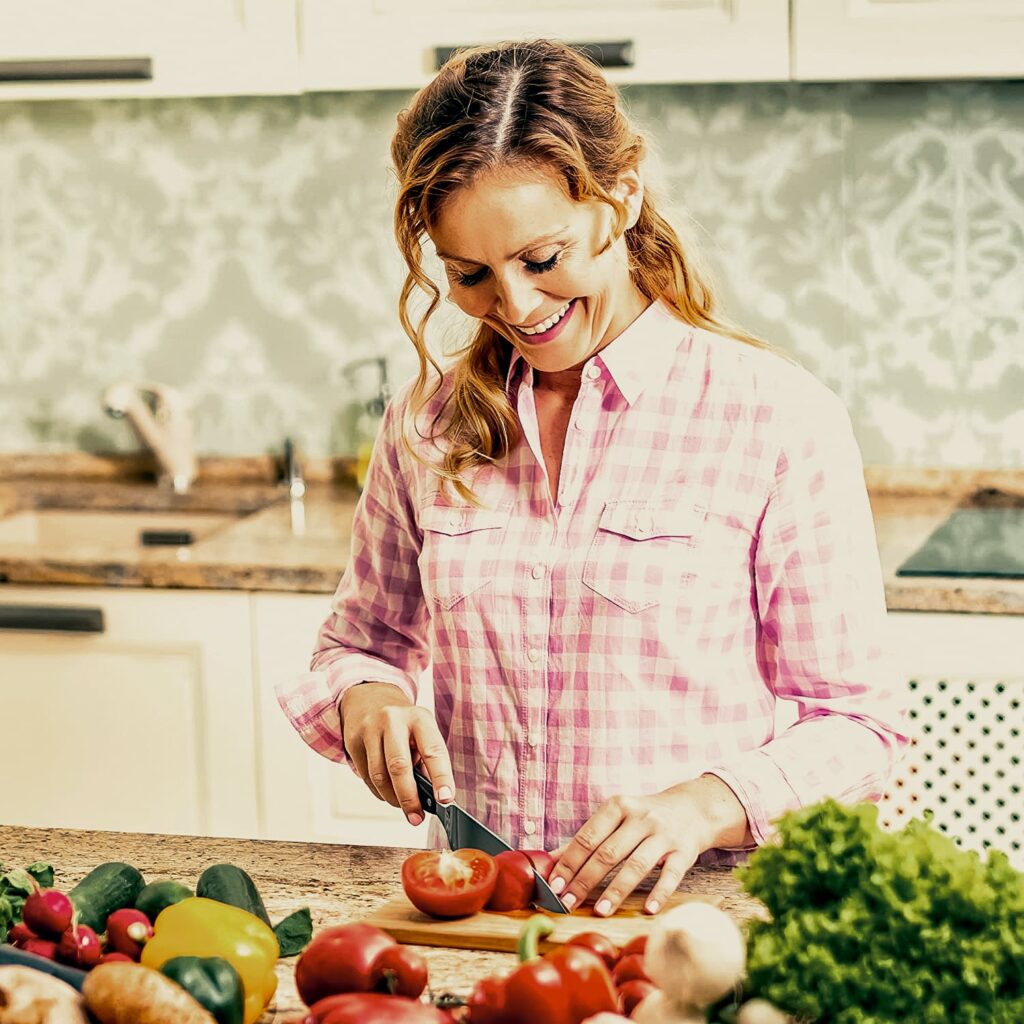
[[298, 0, 791, 92], [792, 0, 1024, 81], [0, 0, 299, 100]]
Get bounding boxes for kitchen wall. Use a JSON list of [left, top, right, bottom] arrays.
[[1, 79, 1021, 466]]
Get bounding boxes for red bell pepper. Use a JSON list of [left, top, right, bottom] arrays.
[[472, 916, 618, 1024], [309, 992, 454, 1023]]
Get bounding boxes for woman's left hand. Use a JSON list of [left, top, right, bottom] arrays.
[[546, 775, 753, 917]]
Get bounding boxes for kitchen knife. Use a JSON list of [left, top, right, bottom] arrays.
[[412, 765, 569, 914]]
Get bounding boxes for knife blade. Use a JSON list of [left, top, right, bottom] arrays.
[[412, 766, 569, 914]]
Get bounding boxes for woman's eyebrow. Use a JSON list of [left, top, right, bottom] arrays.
[[436, 227, 569, 264]]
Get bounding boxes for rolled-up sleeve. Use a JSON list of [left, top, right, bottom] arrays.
[[276, 394, 429, 765], [706, 389, 910, 845]]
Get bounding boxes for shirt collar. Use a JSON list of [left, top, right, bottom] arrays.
[[504, 297, 688, 404]]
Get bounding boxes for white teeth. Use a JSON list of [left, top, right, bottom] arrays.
[[518, 300, 572, 335]]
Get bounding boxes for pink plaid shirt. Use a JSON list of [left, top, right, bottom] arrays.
[[278, 299, 908, 862]]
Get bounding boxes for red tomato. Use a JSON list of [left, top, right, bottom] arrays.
[[521, 849, 557, 881], [566, 931, 620, 970], [617, 979, 656, 1016], [371, 944, 428, 998], [612, 953, 650, 987], [618, 935, 647, 960], [296, 924, 396, 1006], [401, 849, 498, 919], [486, 851, 536, 912]]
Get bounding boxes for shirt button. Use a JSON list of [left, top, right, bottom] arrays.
[[448, 514, 460, 528], [528, 648, 541, 663], [585, 364, 601, 380], [523, 821, 537, 836], [528, 731, 540, 747], [531, 564, 546, 580]]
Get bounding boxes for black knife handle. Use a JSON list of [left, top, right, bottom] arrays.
[[412, 765, 438, 814]]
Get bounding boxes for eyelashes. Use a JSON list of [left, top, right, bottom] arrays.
[[454, 252, 561, 288]]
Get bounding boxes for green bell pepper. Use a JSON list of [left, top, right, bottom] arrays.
[[161, 955, 245, 1024]]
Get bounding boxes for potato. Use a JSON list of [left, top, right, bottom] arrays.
[[0, 965, 89, 1024], [82, 962, 215, 1024]]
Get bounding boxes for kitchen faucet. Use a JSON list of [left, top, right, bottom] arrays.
[[102, 382, 197, 494]]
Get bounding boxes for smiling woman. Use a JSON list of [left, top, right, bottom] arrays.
[[277, 38, 908, 921]]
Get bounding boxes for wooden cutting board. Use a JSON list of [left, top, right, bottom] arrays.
[[362, 889, 720, 953]]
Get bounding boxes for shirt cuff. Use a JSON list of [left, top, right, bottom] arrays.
[[275, 660, 418, 769], [703, 752, 802, 847]]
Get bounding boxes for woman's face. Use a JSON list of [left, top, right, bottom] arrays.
[[428, 164, 647, 377]]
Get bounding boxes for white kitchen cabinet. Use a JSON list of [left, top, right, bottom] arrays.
[[879, 611, 1024, 869], [0, 0, 298, 101], [792, 0, 1024, 81], [0, 584, 260, 837], [299, 0, 789, 92], [252, 591, 432, 849]]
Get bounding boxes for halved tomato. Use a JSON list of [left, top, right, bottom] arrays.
[[401, 848, 498, 918]]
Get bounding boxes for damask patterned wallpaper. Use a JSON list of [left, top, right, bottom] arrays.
[[1, 80, 1021, 466]]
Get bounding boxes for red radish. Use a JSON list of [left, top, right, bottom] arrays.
[[105, 907, 153, 960], [23, 888, 74, 939], [57, 924, 102, 967], [7, 922, 38, 947], [101, 951, 134, 963], [21, 938, 60, 961]]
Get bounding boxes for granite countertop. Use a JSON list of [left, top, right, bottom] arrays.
[[0, 825, 759, 1022], [0, 455, 1022, 614]]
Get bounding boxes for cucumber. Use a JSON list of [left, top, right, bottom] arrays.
[[69, 862, 145, 933], [195, 864, 270, 926], [135, 879, 193, 923]]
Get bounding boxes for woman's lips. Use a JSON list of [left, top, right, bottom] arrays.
[[513, 299, 578, 345]]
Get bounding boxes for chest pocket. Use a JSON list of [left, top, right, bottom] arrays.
[[583, 499, 708, 613], [418, 501, 512, 611]]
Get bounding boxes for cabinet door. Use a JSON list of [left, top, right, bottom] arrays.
[[0, 585, 259, 837], [300, 0, 788, 92], [880, 612, 1024, 869], [0, 0, 298, 100], [252, 592, 432, 848], [793, 0, 1024, 81]]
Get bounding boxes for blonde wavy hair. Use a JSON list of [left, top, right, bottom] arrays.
[[391, 38, 774, 502]]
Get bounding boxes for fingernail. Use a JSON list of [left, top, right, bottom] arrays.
[[561, 892, 576, 910], [595, 898, 612, 917], [407, 812, 424, 826], [645, 899, 660, 915], [437, 786, 453, 803], [550, 876, 565, 894]]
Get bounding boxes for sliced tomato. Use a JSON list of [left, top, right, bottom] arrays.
[[401, 849, 498, 919], [486, 850, 536, 912]]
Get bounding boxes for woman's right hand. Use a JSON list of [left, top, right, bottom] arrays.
[[340, 682, 457, 825]]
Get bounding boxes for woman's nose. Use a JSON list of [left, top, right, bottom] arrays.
[[492, 271, 540, 326]]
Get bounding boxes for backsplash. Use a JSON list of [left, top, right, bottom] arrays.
[[1, 80, 1021, 466]]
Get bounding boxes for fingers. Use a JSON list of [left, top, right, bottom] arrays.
[[409, 716, 457, 806], [639, 848, 698, 915], [346, 703, 454, 827], [548, 802, 635, 911]]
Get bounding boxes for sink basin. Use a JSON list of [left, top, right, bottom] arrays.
[[0, 509, 238, 554]]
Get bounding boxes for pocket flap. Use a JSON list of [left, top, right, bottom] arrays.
[[597, 499, 707, 541], [419, 501, 511, 536]]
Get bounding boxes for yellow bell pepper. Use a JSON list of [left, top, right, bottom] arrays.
[[140, 897, 278, 1024]]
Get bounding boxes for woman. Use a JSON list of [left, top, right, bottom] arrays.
[[279, 39, 907, 918]]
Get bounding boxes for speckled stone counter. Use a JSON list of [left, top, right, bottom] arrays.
[[0, 825, 759, 1022], [1, 455, 1022, 613]]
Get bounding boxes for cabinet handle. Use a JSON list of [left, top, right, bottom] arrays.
[[0, 58, 152, 83], [433, 40, 634, 72], [0, 604, 105, 634]]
